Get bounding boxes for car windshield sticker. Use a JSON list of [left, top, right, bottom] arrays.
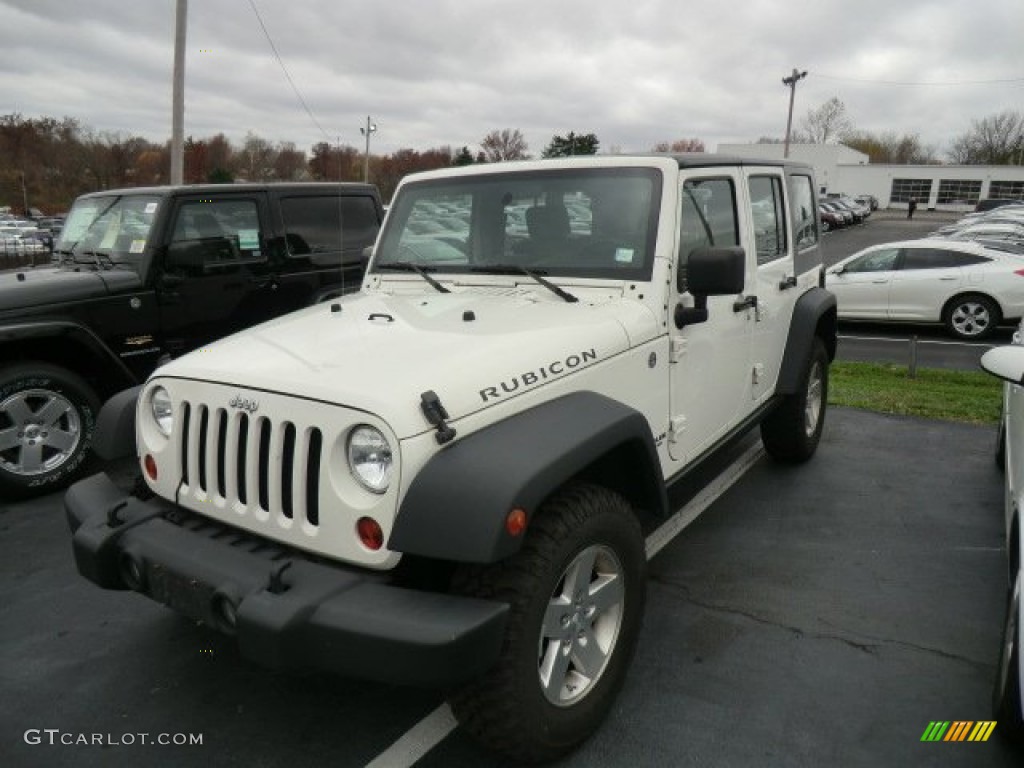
[[144, 202, 158, 214], [238, 229, 259, 250], [130, 239, 146, 254], [615, 248, 635, 263]]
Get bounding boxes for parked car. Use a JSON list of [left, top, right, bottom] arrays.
[[944, 223, 1024, 243], [977, 198, 1024, 213], [825, 239, 1024, 339], [980, 338, 1024, 740], [821, 201, 854, 225], [854, 194, 879, 211], [819, 204, 845, 232], [0, 182, 384, 498]]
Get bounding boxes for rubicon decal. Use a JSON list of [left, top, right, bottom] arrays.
[[479, 349, 598, 403], [920, 721, 996, 742]]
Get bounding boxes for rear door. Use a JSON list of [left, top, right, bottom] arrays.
[[275, 191, 382, 305], [888, 247, 966, 321]]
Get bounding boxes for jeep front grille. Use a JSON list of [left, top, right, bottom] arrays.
[[178, 402, 322, 528]]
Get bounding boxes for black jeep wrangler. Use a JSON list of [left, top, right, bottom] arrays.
[[0, 182, 383, 498]]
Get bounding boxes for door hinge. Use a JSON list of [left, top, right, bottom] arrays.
[[670, 337, 688, 363], [668, 416, 687, 443], [752, 363, 765, 387]]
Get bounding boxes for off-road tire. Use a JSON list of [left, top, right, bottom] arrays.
[[0, 362, 100, 499], [449, 484, 646, 764], [761, 337, 828, 463]]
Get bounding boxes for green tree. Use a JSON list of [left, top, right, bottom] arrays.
[[652, 138, 705, 153], [843, 131, 937, 164], [541, 132, 599, 157], [453, 146, 475, 166]]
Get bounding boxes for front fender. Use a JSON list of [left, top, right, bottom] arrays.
[[388, 391, 666, 564]]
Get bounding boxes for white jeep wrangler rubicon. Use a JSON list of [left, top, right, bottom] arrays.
[[67, 155, 836, 763]]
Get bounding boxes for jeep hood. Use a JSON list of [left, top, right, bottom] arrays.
[[155, 289, 659, 438], [0, 265, 140, 310]]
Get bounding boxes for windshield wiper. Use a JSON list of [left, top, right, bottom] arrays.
[[74, 249, 116, 270], [469, 264, 578, 303], [376, 261, 451, 294]]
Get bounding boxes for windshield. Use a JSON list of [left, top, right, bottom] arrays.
[[54, 194, 162, 266], [373, 167, 662, 281]]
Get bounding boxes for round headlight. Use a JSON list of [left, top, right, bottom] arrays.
[[347, 426, 393, 493], [150, 386, 174, 436]]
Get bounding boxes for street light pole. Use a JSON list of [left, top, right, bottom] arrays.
[[170, 0, 187, 184], [360, 116, 377, 182], [782, 68, 807, 159]]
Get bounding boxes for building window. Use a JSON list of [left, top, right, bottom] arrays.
[[936, 179, 982, 205], [989, 181, 1024, 200], [890, 178, 932, 203]]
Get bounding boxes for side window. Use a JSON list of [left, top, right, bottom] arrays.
[[280, 195, 380, 265], [678, 177, 738, 291], [748, 175, 787, 265], [788, 174, 818, 249], [901, 248, 989, 269], [166, 199, 265, 275], [844, 248, 899, 273]]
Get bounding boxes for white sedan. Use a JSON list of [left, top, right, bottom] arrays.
[[825, 239, 1024, 340], [981, 340, 1024, 739]]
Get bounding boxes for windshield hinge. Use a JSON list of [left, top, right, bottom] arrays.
[[668, 416, 687, 443], [420, 390, 456, 445]]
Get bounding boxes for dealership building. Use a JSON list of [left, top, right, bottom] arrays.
[[717, 143, 1024, 213]]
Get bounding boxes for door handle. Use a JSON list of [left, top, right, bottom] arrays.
[[871, 279, 888, 284], [733, 295, 758, 312], [778, 275, 797, 290], [938, 276, 957, 281]]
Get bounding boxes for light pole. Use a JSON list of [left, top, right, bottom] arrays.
[[360, 116, 377, 182], [782, 68, 807, 159], [170, 0, 187, 184]]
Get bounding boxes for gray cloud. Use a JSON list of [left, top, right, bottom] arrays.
[[2, 0, 1022, 158]]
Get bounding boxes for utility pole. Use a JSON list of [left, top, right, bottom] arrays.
[[360, 116, 377, 183], [782, 68, 807, 159], [170, 0, 187, 184]]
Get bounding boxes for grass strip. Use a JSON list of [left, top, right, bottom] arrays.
[[828, 361, 1002, 424]]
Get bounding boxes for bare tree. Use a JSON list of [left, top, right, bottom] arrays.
[[947, 111, 1024, 164], [651, 138, 705, 153], [844, 130, 937, 164], [480, 129, 529, 162], [800, 97, 854, 144]]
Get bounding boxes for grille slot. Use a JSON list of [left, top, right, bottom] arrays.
[[178, 399, 323, 530]]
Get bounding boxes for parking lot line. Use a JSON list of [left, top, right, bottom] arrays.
[[364, 703, 458, 768]]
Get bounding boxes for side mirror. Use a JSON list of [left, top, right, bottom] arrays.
[[981, 346, 1024, 385], [675, 246, 746, 328], [681, 246, 746, 295], [831, 264, 845, 276]]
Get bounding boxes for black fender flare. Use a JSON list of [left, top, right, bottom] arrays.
[[388, 391, 667, 564], [92, 385, 143, 462], [775, 288, 837, 395], [0, 319, 137, 388]]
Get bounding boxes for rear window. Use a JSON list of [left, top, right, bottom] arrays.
[[280, 195, 379, 265]]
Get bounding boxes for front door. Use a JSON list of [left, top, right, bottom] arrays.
[[155, 193, 275, 356], [669, 171, 753, 462]]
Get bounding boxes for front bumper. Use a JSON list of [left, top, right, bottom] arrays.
[[66, 473, 508, 687]]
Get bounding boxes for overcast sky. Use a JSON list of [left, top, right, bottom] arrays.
[[3, 0, 1023, 159]]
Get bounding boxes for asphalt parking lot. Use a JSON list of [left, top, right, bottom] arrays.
[[2, 406, 1022, 767]]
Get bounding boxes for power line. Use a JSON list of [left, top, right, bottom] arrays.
[[247, 0, 330, 141], [812, 73, 1024, 87]]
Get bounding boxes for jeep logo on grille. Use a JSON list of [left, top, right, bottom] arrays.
[[229, 395, 259, 413]]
